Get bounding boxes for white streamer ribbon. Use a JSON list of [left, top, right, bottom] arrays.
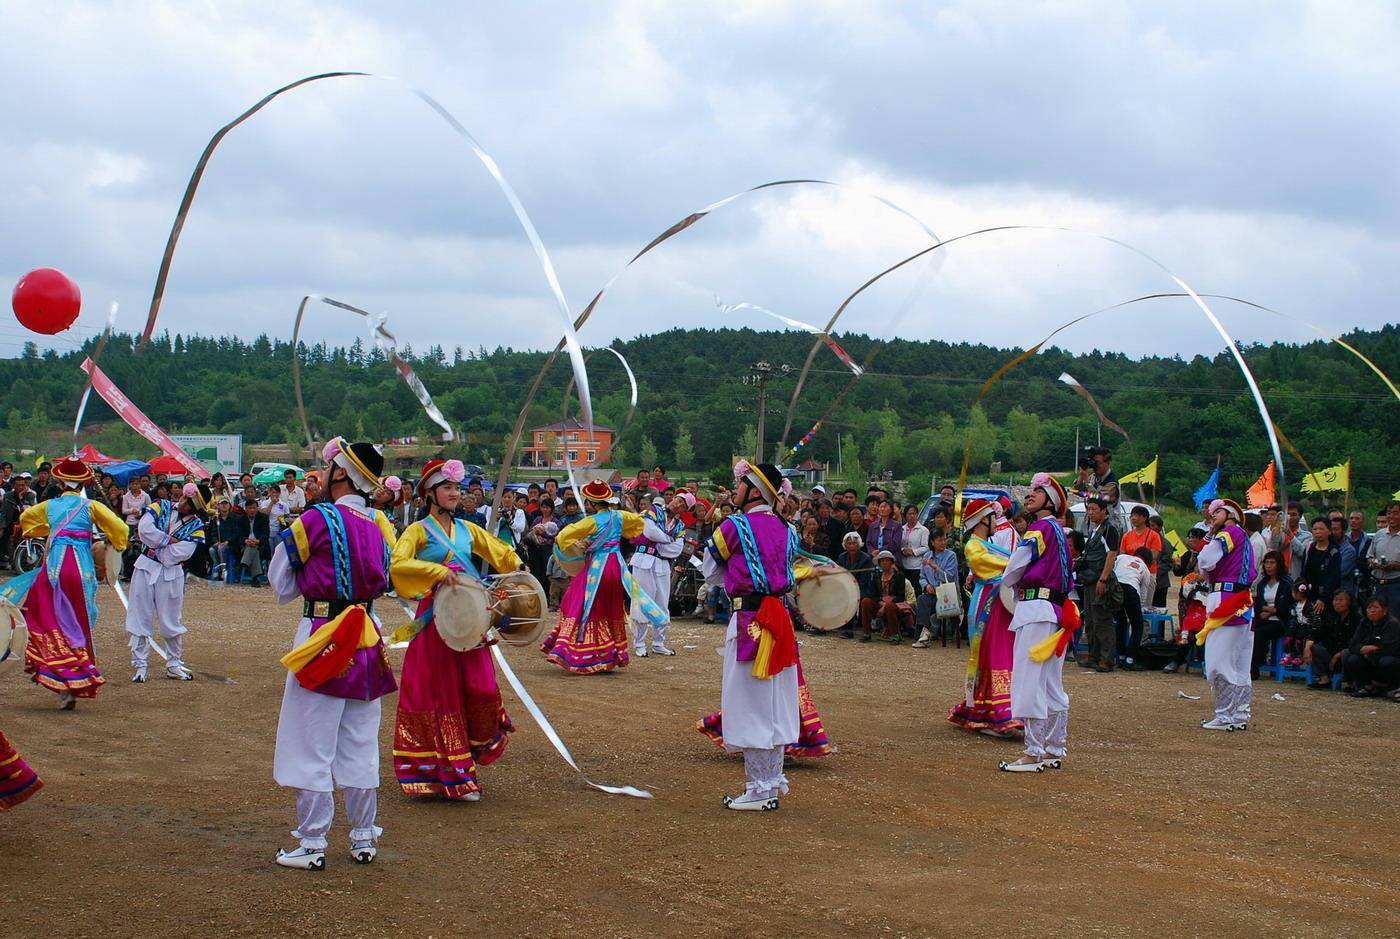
[[72, 301, 119, 444], [490, 643, 653, 799]]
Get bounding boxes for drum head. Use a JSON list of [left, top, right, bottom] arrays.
[[486, 569, 549, 647], [433, 581, 491, 652], [797, 567, 860, 631]]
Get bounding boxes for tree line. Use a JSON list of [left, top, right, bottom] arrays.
[[2, 323, 1397, 508]]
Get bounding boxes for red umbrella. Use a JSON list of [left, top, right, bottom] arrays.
[[74, 443, 119, 464], [147, 454, 193, 474]]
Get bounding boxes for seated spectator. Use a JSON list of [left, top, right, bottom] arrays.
[[1251, 551, 1293, 679], [913, 528, 959, 647], [836, 531, 873, 640], [1305, 589, 1359, 689], [1342, 594, 1400, 698], [205, 499, 238, 583], [0, 473, 38, 569], [860, 550, 910, 644], [454, 490, 488, 527]]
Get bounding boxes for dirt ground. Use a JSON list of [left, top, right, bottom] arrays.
[[2, 582, 1398, 938]]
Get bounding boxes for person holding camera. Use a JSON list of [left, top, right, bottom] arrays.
[[1074, 447, 1119, 507], [1075, 497, 1122, 672]]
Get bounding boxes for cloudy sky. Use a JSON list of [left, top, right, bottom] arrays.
[[2, 0, 1397, 364]]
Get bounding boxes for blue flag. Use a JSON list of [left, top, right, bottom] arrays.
[[1193, 467, 1221, 510]]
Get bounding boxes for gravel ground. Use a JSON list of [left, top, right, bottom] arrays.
[[2, 581, 1397, 937]]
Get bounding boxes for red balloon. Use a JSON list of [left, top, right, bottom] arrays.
[[12, 268, 82, 335]]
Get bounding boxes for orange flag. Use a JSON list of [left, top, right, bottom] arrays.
[[1246, 464, 1276, 509]]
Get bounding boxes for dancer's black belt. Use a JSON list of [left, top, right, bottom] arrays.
[[736, 591, 787, 612], [1208, 581, 1246, 593], [303, 598, 374, 619], [1018, 587, 1067, 604]]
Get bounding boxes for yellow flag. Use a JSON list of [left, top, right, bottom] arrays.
[[1300, 460, 1350, 493], [1165, 529, 1189, 558], [33, 454, 46, 469], [1118, 455, 1158, 487]]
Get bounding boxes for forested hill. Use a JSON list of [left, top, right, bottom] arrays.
[[2, 324, 1398, 504]]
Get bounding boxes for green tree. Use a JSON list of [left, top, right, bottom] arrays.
[[639, 435, 659, 469], [674, 429, 695, 468], [872, 408, 905, 475], [839, 432, 865, 486], [737, 425, 757, 460], [962, 404, 998, 474], [1003, 406, 1044, 469]]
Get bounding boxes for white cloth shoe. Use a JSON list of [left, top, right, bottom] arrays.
[[633, 647, 649, 658], [165, 664, 194, 681], [652, 645, 676, 656], [275, 846, 326, 870], [132, 666, 147, 683], [722, 790, 779, 811], [1200, 718, 1247, 732], [463, 791, 482, 802], [349, 843, 377, 864], [998, 757, 1046, 773], [912, 628, 932, 649]]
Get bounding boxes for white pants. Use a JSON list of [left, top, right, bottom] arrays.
[[1204, 624, 1253, 723], [1008, 607, 1070, 759], [273, 618, 382, 793], [291, 787, 381, 851], [630, 562, 672, 649], [719, 615, 799, 752], [126, 566, 188, 669], [741, 746, 788, 798]]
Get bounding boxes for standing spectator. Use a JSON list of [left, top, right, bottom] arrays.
[[232, 473, 255, 509], [1346, 510, 1373, 600], [495, 489, 527, 547], [1074, 447, 1119, 507], [557, 496, 583, 528], [799, 515, 822, 558], [1162, 526, 1208, 674], [0, 461, 12, 492], [1297, 517, 1342, 621], [867, 500, 902, 556], [1284, 501, 1310, 581], [913, 528, 959, 647], [816, 500, 842, 559], [1366, 501, 1400, 612], [1342, 595, 1400, 697], [1328, 515, 1358, 597], [1252, 551, 1293, 679], [837, 532, 873, 640], [0, 473, 37, 568], [1076, 497, 1122, 672], [1304, 589, 1359, 689], [523, 501, 559, 586], [1148, 516, 1172, 607], [846, 504, 869, 548], [120, 476, 151, 583], [1120, 506, 1163, 576], [900, 503, 930, 586], [1113, 547, 1155, 670], [1244, 512, 1269, 585], [935, 484, 957, 519], [276, 470, 306, 518], [455, 491, 488, 527]]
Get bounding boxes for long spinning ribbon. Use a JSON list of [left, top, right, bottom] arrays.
[[497, 179, 944, 519], [552, 346, 637, 510], [72, 301, 119, 446], [137, 69, 594, 433], [490, 643, 652, 799], [291, 294, 454, 454], [715, 297, 863, 376], [1058, 372, 1130, 441]]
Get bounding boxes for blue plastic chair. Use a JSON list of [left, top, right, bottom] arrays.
[[1259, 636, 1310, 683]]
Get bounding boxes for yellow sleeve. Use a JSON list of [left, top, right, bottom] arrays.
[[373, 509, 398, 551], [389, 523, 446, 600], [19, 502, 49, 537], [89, 500, 129, 551], [965, 538, 1009, 581], [555, 515, 599, 556], [465, 521, 523, 574], [619, 511, 646, 539]]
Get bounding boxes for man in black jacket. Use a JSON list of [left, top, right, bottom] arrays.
[[0, 473, 38, 569], [1343, 595, 1400, 697]]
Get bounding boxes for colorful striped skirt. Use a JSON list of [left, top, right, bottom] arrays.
[[947, 586, 1021, 734], [0, 728, 43, 811], [540, 554, 630, 674], [393, 612, 512, 799], [698, 659, 832, 757], [23, 552, 104, 697]]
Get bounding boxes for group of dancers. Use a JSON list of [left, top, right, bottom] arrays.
[[1, 445, 1261, 860]]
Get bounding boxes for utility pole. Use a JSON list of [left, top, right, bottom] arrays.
[[743, 360, 791, 461]]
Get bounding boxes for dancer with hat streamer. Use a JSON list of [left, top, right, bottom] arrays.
[[998, 473, 1078, 772], [701, 460, 808, 810], [269, 437, 398, 870], [11, 456, 128, 710], [541, 479, 673, 674], [1195, 498, 1258, 731], [948, 496, 1023, 737], [387, 459, 525, 801], [630, 490, 691, 657], [125, 482, 206, 682]]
